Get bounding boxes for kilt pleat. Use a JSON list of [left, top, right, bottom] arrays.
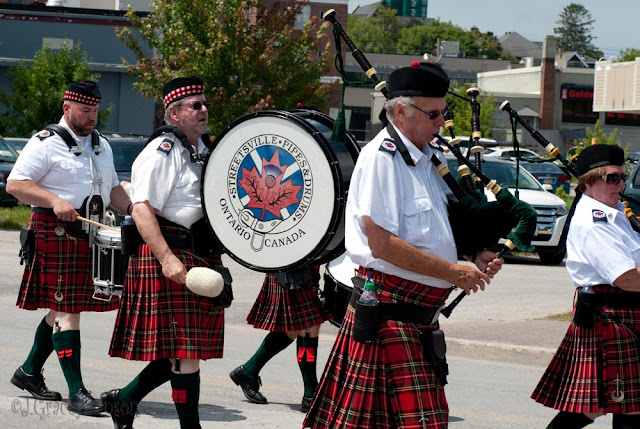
[[16, 212, 118, 313], [532, 285, 640, 414], [108, 243, 224, 361], [303, 269, 451, 429], [247, 271, 331, 332]]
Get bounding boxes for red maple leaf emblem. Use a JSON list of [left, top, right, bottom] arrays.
[[238, 151, 302, 220]]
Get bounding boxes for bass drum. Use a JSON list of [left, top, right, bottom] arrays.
[[202, 109, 360, 272], [322, 252, 358, 328]]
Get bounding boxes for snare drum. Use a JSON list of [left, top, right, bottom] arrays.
[[201, 109, 360, 272], [322, 252, 359, 328], [92, 228, 128, 300]]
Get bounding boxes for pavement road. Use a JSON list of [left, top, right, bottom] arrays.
[[0, 229, 614, 428]]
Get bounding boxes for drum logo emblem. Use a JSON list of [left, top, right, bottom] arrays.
[[220, 136, 313, 253]]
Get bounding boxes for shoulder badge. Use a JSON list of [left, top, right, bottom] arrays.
[[157, 138, 174, 155], [35, 129, 53, 141], [379, 138, 397, 156], [592, 209, 607, 223]]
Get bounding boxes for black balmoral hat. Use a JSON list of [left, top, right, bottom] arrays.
[[575, 144, 625, 176], [387, 61, 450, 99], [162, 76, 205, 108], [64, 81, 101, 105]]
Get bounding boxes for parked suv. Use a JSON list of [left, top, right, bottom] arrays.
[[446, 156, 568, 265], [623, 161, 640, 215]]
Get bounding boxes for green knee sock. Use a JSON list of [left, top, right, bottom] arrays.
[[546, 411, 593, 428], [52, 330, 83, 396], [171, 371, 201, 429], [613, 413, 640, 429], [243, 332, 294, 377], [22, 317, 54, 375], [119, 358, 172, 404], [296, 335, 319, 398]]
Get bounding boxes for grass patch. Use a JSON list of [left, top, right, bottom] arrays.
[[0, 205, 31, 230], [538, 311, 572, 322]]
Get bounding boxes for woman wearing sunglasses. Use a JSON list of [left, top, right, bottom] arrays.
[[532, 144, 640, 428]]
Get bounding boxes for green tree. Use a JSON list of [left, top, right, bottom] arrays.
[[0, 45, 111, 136], [117, 0, 333, 135], [397, 20, 474, 56], [554, 3, 603, 58], [346, 5, 401, 53], [619, 48, 640, 62], [444, 83, 496, 138]]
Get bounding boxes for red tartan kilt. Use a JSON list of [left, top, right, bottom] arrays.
[[247, 270, 331, 332], [303, 270, 451, 429], [16, 212, 118, 313], [532, 285, 640, 414], [108, 243, 224, 361]]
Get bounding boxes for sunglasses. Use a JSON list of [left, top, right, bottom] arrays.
[[410, 104, 444, 120], [177, 101, 211, 111], [601, 173, 627, 185]]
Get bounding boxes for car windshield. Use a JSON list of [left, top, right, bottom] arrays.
[[110, 140, 145, 172], [446, 157, 543, 190], [0, 139, 19, 163], [520, 161, 563, 174]]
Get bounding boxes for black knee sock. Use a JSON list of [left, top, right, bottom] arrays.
[[22, 317, 54, 375], [613, 413, 640, 429], [171, 371, 201, 429], [52, 330, 83, 396], [243, 332, 294, 377], [119, 358, 172, 404], [297, 335, 319, 398], [546, 411, 593, 428]]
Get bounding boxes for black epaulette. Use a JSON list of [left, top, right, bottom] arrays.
[[157, 138, 175, 155], [379, 138, 397, 156], [35, 129, 54, 141], [592, 209, 607, 223]]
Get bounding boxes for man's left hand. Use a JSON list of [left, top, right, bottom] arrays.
[[474, 250, 504, 278]]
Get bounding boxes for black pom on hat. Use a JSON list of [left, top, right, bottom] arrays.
[[64, 81, 101, 105], [575, 144, 624, 176], [387, 62, 450, 99], [162, 76, 205, 108]]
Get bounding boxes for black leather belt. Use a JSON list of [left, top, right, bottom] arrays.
[[32, 207, 57, 216], [579, 286, 640, 308], [349, 289, 441, 324]]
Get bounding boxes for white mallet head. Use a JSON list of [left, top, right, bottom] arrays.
[[186, 267, 224, 298]]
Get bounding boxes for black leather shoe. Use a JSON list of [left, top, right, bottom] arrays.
[[11, 367, 62, 401], [67, 387, 104, 416], [101, 389, 137, 429], [301, 395, 313, 413], [229, 365, 267, 404]]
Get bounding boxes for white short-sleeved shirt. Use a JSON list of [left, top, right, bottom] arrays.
[[566, 193, 640, 286], [345, 123, 457, 288], [8, 117, 119, 208], [130, 133, 208, 229]]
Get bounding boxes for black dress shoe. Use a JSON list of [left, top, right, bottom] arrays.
[[101, 389, 137, 429], [229, 365, 267, 404], [11, 367, 62, 401], [301, 395, 313, 413], [67, 387, 104, 416]]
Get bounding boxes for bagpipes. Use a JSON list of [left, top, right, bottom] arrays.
[[322, 9, 538, 317], [500, 100, 640, 235]]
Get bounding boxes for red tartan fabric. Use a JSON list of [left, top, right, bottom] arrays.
[[303, 268, 452, 429], [108, 237, 225, 361], [532, 285, 640, 414], [246, 269, 331, 332], [16, 212, 119, 312]]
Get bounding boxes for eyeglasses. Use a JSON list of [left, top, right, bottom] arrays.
[[410, 104, 444, 120], [177, 101, 211, 111], [601, 173, 627, 185]]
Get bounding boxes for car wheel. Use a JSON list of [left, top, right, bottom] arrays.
[[538, 247, 566, 265]]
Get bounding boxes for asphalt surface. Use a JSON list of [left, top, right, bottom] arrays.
[[0, 228, 611, 428]]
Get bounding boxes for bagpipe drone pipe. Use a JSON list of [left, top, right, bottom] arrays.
[[499, 100, 640, 235], [322, 9, 538, 317]]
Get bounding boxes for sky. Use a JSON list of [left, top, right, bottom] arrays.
[[348, 0, 639, 58]]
